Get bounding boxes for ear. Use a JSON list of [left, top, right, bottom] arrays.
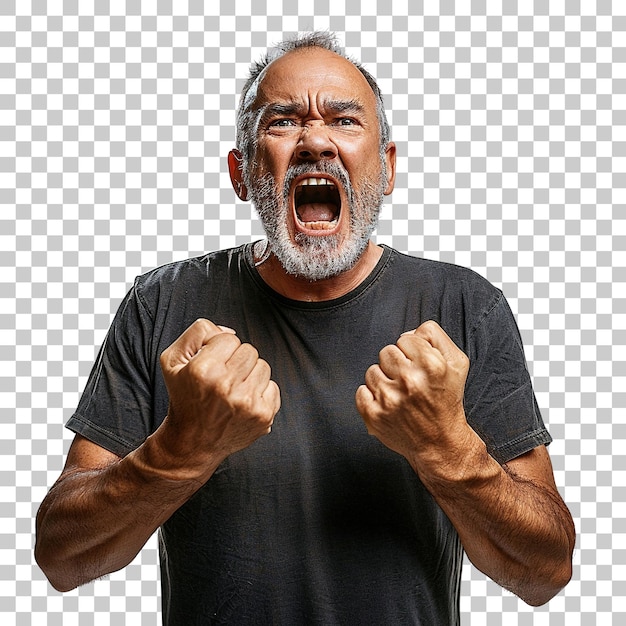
[[383, 142, 396, 196], [228, 149, 248, 201]]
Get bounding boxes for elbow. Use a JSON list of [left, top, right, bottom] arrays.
[[523, 578, 570, 607], [35, 521, 129, 592], [34, 516, 82, 593], [522, 517, 576, 606], [34, 511, 76, 592], [34, 543, 78, 593], [44, 575, 79, 594], [520, 556, 573, 607]]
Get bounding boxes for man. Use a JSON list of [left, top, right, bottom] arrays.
[[35, 33, 575, 624]]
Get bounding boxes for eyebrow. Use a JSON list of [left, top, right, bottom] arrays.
[[258, 98, 366, 124], [259, 101, 305, 121], [323, 99, 366, 115]]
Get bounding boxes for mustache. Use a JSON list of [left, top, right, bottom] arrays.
[[281, 162, 352, 202]]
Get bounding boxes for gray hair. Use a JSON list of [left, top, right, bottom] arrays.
[[235, 32, 391, 165]]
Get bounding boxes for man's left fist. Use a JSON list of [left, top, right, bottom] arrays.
[[355, 320, 471, 468]]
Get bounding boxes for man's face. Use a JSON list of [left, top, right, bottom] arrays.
[[242, 47, 395, 281]]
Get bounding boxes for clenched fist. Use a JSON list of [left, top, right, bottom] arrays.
[[154, 319, 281, 482], [356, 320, 472, 475]]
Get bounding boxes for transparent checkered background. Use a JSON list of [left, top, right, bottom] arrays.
[[1, 0, 624, 624]]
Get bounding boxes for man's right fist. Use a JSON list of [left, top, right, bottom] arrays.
[[156, 319, 281, 479]]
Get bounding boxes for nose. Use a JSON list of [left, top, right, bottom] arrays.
[[295, 123, 338, 161]]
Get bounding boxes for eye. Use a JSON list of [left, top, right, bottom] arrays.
[[269, 119, 297, 128], [333, 117, 360, 127]]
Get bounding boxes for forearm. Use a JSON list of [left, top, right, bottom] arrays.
[[415, 434, 575, 606], [36, 321, 279, 592], [35, 433, 218, 592]]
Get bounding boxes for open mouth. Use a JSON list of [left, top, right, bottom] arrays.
[[294, 177, 341, 231]]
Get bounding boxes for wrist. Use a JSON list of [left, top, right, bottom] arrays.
[[410, 425, 500, 493], [130, 424, 223, 488]]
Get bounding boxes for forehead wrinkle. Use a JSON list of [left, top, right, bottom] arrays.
[[257, 97, 367, 124]]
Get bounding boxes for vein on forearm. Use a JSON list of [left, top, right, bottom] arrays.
[[420, 442, 574, 604]]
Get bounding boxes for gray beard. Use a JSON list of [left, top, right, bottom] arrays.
[[246, 160, 387, 282]]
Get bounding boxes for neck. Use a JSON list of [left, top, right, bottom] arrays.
[[255, 241, 383, 302]]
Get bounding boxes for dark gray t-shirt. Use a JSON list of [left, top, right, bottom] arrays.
[[67, 244, 551, 625]]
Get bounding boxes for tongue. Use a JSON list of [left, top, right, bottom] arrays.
[[297, 203, 336, 223]]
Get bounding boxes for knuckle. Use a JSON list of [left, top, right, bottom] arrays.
[[269, 382, 281, 411], [378, 344, 397, 362], [363, 407, 382, 430], [212, 376, 234, 398], [159, 347, 171, 369], [260, 407, 275, 426], [188, 358, 228, 394], [215, 332, 241, 349], [364, 364, 380, 386], [420, 319, 439, 333], [239, 342, 259, 361], [424, 356, 446, 378], [396, 335, 415, 353], [459, 350, 470, 367], [193, 317, 212, 330], [189, 317, 211, 335], [256, 359, 271, 379], [234, 393, 254, 415], [379, 389, 400, 412], [184, 359, 206, 385]]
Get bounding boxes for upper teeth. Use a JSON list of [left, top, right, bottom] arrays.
[[299, 178, 332, 186]]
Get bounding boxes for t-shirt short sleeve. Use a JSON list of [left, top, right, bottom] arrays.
[[66, 279, 157, 457], [463, 292, 552, 464]]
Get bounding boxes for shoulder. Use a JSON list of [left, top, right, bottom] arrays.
[[131, 246, 248, 310], [137, 246, 245, 287], [380, 247, 506, 346], [385, 247, 501, 302]]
